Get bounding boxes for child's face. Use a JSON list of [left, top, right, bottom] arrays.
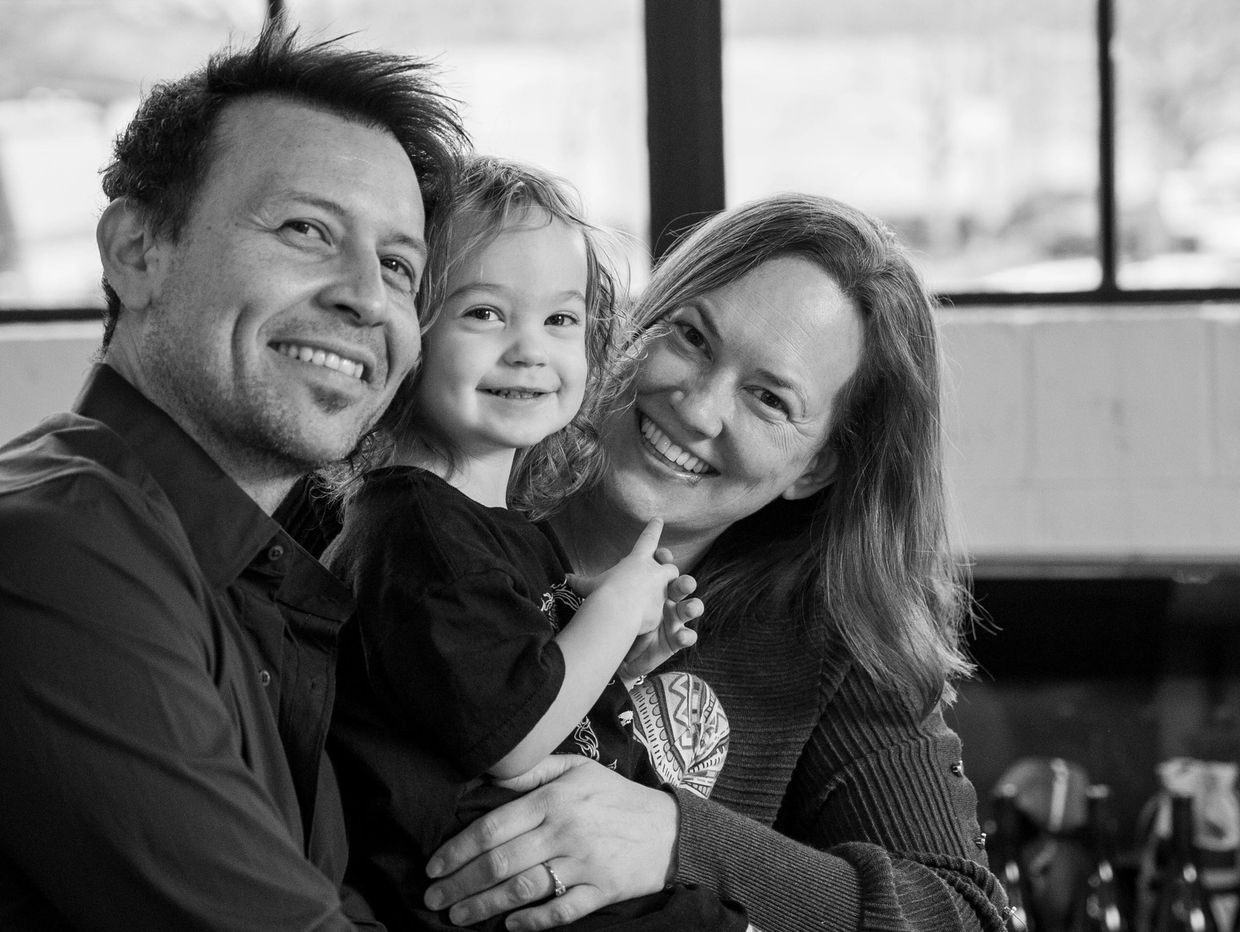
[[415, 212, 590, 458]]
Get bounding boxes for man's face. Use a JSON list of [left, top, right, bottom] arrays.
[[122, 96, 426, 487]]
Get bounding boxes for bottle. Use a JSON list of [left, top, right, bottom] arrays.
[[993, 783, 1038, 932], [1078, 784, 1128, 932], [1151, 793, 1217, 932]]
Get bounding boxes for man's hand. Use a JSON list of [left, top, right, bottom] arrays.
[[423, 756, 680, 930]]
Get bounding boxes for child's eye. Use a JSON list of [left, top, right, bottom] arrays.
[[546, 312, 580, 327], [464, 306, 501, 322]]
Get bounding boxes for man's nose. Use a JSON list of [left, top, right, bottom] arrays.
[[320, 248, 388, 324]]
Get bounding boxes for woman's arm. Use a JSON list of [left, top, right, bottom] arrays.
[[422, 675, 1008, 932]]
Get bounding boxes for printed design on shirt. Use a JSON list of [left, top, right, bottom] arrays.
[[572, 718, 600, 760], [629, 671, 730, 799], [539, 578, 583, 632], [540, 580, 618, 770]]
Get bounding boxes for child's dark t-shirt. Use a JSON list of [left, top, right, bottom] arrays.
[[326, 466, 739, 929]]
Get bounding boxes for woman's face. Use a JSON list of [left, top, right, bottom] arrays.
[[597, 254, 864, 545]]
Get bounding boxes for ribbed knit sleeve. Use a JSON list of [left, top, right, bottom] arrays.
[[663, 611, 1008, 932], [675, 786, 862, 930]]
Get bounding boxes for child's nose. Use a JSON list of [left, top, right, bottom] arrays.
[[503, 330, 548, 367]]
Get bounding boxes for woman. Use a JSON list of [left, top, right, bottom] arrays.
[[418, 192, 1008, 932]]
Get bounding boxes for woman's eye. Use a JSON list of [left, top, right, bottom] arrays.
[[754, 388, 790, 415], [674, 321, 708, 350], [546, 312, 580, 327]]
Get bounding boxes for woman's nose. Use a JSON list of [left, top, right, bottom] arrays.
[[671, 376, 728, 438]]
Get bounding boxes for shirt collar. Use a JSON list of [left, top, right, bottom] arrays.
[[72, 364, 311, 595]]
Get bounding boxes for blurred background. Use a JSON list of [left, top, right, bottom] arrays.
[[1, 1, 1238, 925], [2, 0, 1239, 306]]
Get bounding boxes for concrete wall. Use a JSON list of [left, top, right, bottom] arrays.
[[3, 306, 1239, 563], [939, 304, 1240, 563]]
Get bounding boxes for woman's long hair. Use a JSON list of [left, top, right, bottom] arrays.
[[609, 193, 973, 709]]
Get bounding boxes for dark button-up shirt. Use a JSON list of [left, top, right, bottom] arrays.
[[0, 365, 376, 930]]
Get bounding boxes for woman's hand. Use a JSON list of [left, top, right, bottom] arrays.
[[423, 755, 680, 930]]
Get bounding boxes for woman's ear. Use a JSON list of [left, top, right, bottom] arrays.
[[96, 197, 167, 313], [781, 446, 839, 501]]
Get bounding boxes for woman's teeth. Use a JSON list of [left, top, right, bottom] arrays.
[[639, 415, 712, 475], [274, 342, 365, 380]]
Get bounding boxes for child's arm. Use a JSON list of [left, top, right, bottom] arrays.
[[618, 571, 703, 687], [487, 519, 675, 780]]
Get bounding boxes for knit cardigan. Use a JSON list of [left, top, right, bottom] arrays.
[[661, 599, 1009, 932]]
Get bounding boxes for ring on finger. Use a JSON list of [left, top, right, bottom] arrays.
[[542, 861, 567, 898]]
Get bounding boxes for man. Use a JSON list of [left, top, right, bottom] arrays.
[[0, 23, 467, 929]]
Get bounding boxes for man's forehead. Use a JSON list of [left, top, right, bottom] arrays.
[[204, 97, 424, 225]]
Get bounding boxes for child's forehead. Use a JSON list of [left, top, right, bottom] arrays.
[[454, 210, 586, 265], [457, 203, 579, 247], [444, 211, 590, 299]]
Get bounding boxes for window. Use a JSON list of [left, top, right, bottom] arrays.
[[661, 0, 1240, 302], [2, 0, 1238, 318], [0, 0, 644, 318], [0, 1, 266, 316], [284, 0, 648, 284]]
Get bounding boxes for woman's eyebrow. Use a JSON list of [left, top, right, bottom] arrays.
[[757, 367, 808, 407], [694, 303, 722, 340], [698, 303, 808, 405]]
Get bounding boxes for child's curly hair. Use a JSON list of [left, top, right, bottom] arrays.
[[371, 154, 630, 520]]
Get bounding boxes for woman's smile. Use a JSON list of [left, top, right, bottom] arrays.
[[637, 412, 715, 476]]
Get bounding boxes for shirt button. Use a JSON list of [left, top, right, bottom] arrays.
[[974, 832, 988, 850], [259, 669, 272, 687], [950, 760, 964, 777], [267, 544, 285, 562]]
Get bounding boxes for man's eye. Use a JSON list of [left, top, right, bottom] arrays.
[[381, 257, 417, 291], [283, 220, 326, 241]]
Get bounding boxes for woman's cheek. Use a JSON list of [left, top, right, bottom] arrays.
[[637, 340, 689, 394]]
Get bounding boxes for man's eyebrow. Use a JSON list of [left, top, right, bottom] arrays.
[[278, 190, 427, 261]]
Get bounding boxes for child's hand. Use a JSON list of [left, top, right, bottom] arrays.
[[618, 563, 703, 682], [565, 518, 677, 637]]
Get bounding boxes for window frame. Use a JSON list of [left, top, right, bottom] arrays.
[[645, 0, 1240, 308], [5, 0, 1238, 324]]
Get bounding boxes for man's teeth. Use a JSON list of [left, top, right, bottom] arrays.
[[274, 342, 365, 380], [639, 415, 712, 475]]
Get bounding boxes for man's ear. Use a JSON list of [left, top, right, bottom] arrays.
[[96, 197, 167, 313], [780, 446, 839, 501]]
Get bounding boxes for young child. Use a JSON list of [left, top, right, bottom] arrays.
[[325, 156, 743, 931]]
